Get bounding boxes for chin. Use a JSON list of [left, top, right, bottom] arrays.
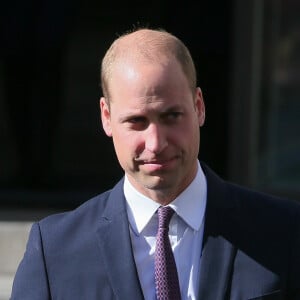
[[143, 177, 175, 191]]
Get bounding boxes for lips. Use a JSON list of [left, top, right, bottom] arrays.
[[144, 159, 169, 164], [136, 155, 177, 164], [137, 156, 179, 172]]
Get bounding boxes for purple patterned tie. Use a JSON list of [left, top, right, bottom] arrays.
[[154, 206, 181, 300]]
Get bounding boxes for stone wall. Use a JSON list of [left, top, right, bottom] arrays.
[[0, 222, 32, 300]]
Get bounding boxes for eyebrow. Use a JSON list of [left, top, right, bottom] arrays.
[[117, 104, 185, 122], [161, 105, 184, 113]]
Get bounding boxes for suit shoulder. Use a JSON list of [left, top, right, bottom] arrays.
[[227, 180, 300, 213], [38, 189, 112, 230], [202, 161, 300, 224]]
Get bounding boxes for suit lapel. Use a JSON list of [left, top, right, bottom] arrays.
[[198, 163, 237, 300], [198, 235, 236, 299], [95, 164, 237, 299], [96, 180, 144, 300]]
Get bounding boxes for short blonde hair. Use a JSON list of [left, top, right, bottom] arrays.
[[100, 28, 197, 103]]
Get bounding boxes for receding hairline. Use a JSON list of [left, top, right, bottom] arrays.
[[101, 28, 197, 101], [113, 28, 181, 55]]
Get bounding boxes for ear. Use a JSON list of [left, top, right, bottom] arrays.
[[100, 97, 112, 137], [195, 87, 205, 127]]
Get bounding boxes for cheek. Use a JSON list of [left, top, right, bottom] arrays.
[[113, 131, 144, 156], [173, 123, 199, 148], [170, 125, 191, 142]]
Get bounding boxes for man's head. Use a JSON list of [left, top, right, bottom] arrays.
[[100, 28, 205, 204], [101, 28, 197, 104]]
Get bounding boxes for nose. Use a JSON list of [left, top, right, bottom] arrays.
[[145, 123, 168, 154]]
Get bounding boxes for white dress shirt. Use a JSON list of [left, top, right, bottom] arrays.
[[124, 161, 207, 300]]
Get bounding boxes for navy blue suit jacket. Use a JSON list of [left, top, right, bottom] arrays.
[[11, 164, 300, 299]]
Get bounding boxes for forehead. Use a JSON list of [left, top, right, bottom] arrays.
[[108, 59, 194, 117], [110, 56, 189, 96]]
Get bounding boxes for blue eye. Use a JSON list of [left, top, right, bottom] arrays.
[[164, 112, 183, 122], [170, 112, 182, 118], [126, 116, 148, 131], [128, 117, 146, 124]]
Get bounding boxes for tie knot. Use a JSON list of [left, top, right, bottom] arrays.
[[158, 206, 174, 229]]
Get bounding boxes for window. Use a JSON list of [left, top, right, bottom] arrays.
[[230, 0, 300, 200]]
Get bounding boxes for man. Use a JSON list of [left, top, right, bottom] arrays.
[[11, 28, 300, 299]]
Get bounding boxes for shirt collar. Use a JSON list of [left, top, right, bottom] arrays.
[[124, 161, 207, 234]]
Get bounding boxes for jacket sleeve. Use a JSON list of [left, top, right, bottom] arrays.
[[10, 222, 51, 300]]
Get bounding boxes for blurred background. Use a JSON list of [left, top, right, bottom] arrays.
[[0, 0, 299, 298]]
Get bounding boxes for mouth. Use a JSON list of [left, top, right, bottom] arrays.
[[137, 156, 179, 172]]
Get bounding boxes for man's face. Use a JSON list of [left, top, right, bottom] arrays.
[[100, 57, 205, 203]]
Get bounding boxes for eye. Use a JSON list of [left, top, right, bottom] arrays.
[[128, 116, 146, 124], [163, 112, 183, 123], [169, 112, 182, 119], [125, 116, 148, 130]]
